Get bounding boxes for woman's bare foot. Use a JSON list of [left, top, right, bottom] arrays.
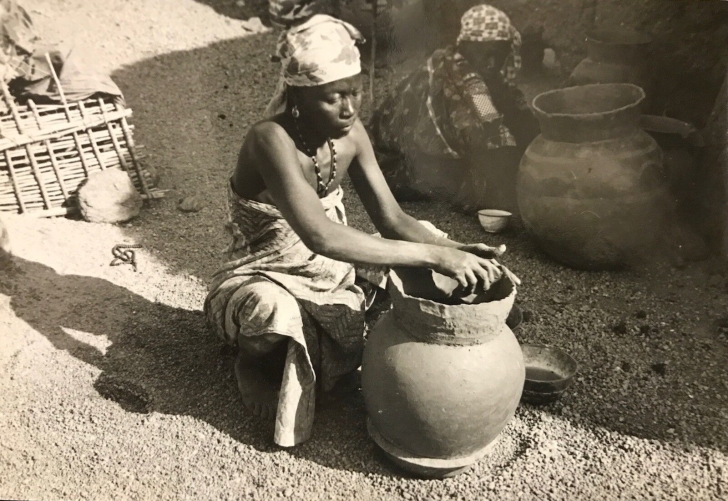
[[234, 352, 281, 420]]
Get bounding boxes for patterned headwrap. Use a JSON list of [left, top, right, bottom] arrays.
[[264, 14, 364, 117], [456, 4, 522, 82], [268, 0, 326, 30]]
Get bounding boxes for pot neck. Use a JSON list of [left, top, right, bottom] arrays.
[[387, 271, 516, 346]]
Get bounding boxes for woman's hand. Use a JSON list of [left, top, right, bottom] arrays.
[[458, 243, 521, 286], [431, 247, 505, 295], [457, 243, 506, 259], [498, 263, 521, 286]]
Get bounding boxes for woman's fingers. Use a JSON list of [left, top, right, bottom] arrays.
[[502, 265, 522, 285], [477, 257, 500, 283], [491, 244, 506, 257], [463, 269, 478, 295], [454, 273, 468, 289], [464, 243, 507, 258], [473, 265, 492, 291]]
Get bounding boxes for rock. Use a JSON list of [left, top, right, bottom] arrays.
[[552, 295, 568, 305], [77, 169, 143, 224], [651, 361, 667, 376], [635, 310, 647, 319], [241, 17, 266, 33], [522, 309, 534, 323], [178, 195, 205, 213], [612, 320, 628, 335], [715, 317, 728, 336], [621, 361, 632, 372]]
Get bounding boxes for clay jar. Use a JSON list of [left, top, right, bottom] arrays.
[[517, 84, 669, 270], [570, 28, 653, 97], [361, 269, 525, 478]]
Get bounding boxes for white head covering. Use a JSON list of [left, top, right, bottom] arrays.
[[264, 14, 364, 117], [456, 4, 522, 82]]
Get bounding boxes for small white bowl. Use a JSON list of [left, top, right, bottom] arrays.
[[477, 209, 512, 233]]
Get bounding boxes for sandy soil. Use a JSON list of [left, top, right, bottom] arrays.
[[1, 1, 727, 500]]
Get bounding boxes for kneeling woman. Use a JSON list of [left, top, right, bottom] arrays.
[[204, 15, 518, 447], [370, 4, 540, 212]]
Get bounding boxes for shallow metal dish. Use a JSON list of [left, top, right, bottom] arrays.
[[520, 344, 578, 405]]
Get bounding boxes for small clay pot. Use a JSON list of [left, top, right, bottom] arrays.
[[477, 209, 512, 234]]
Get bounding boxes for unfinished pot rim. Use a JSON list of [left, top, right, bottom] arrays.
[[585, 28, 652, 47], [387, 269, 517, 315], [532, 83, 645, 121]]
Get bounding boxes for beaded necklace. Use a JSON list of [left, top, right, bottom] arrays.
[[294, 119, 337, 196]]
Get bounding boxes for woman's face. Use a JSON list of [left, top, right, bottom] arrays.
[[458, 40, 511, 80], [292, 74, 363, 139]]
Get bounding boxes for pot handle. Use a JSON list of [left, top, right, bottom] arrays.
[[638, 160, 665, 190]]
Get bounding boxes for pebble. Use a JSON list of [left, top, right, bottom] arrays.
[[612, 320, 628, 335], [178, 195, 205, 213], [651, 362, 668, 376]]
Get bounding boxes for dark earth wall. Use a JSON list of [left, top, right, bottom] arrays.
[[418, 0, 728, 127]]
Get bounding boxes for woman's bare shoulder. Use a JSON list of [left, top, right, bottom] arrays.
[[246, 117, 295, 151], [237, 117, 299, 182]]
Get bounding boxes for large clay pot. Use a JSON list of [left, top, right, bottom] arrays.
[[517, 84, 669, 270], [362, 269, 525, 478], [570, 29, 653, 98]]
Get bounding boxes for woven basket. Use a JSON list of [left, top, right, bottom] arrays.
[[0, 56, 162, 217]]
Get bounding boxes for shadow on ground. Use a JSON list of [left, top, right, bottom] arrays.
[[1, 254, 402, 476], [193, 0, 271, 22]]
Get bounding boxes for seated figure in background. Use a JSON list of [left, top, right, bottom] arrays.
[[370, 4, 540, 212], [205, 14, 519, 448]]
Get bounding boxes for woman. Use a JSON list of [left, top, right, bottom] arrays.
[[204, 14, 519, 447], [370, 4, 540, 212]]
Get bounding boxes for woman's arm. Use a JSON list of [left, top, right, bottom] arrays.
[[246, 122, 504, 291], [348, 120, 508, 259]]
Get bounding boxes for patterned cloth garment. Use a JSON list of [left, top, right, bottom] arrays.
[[264, 14, 364, 117], [368, 5, 531, 198], [369, 46, 529, 166], [204, 181, 445, 446]]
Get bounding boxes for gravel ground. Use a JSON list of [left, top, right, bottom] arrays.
[[1, 1, 727, 500]]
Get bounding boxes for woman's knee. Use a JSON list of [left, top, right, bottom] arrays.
[[239, 332, 288, 359], [226, 278, 301, 351]]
